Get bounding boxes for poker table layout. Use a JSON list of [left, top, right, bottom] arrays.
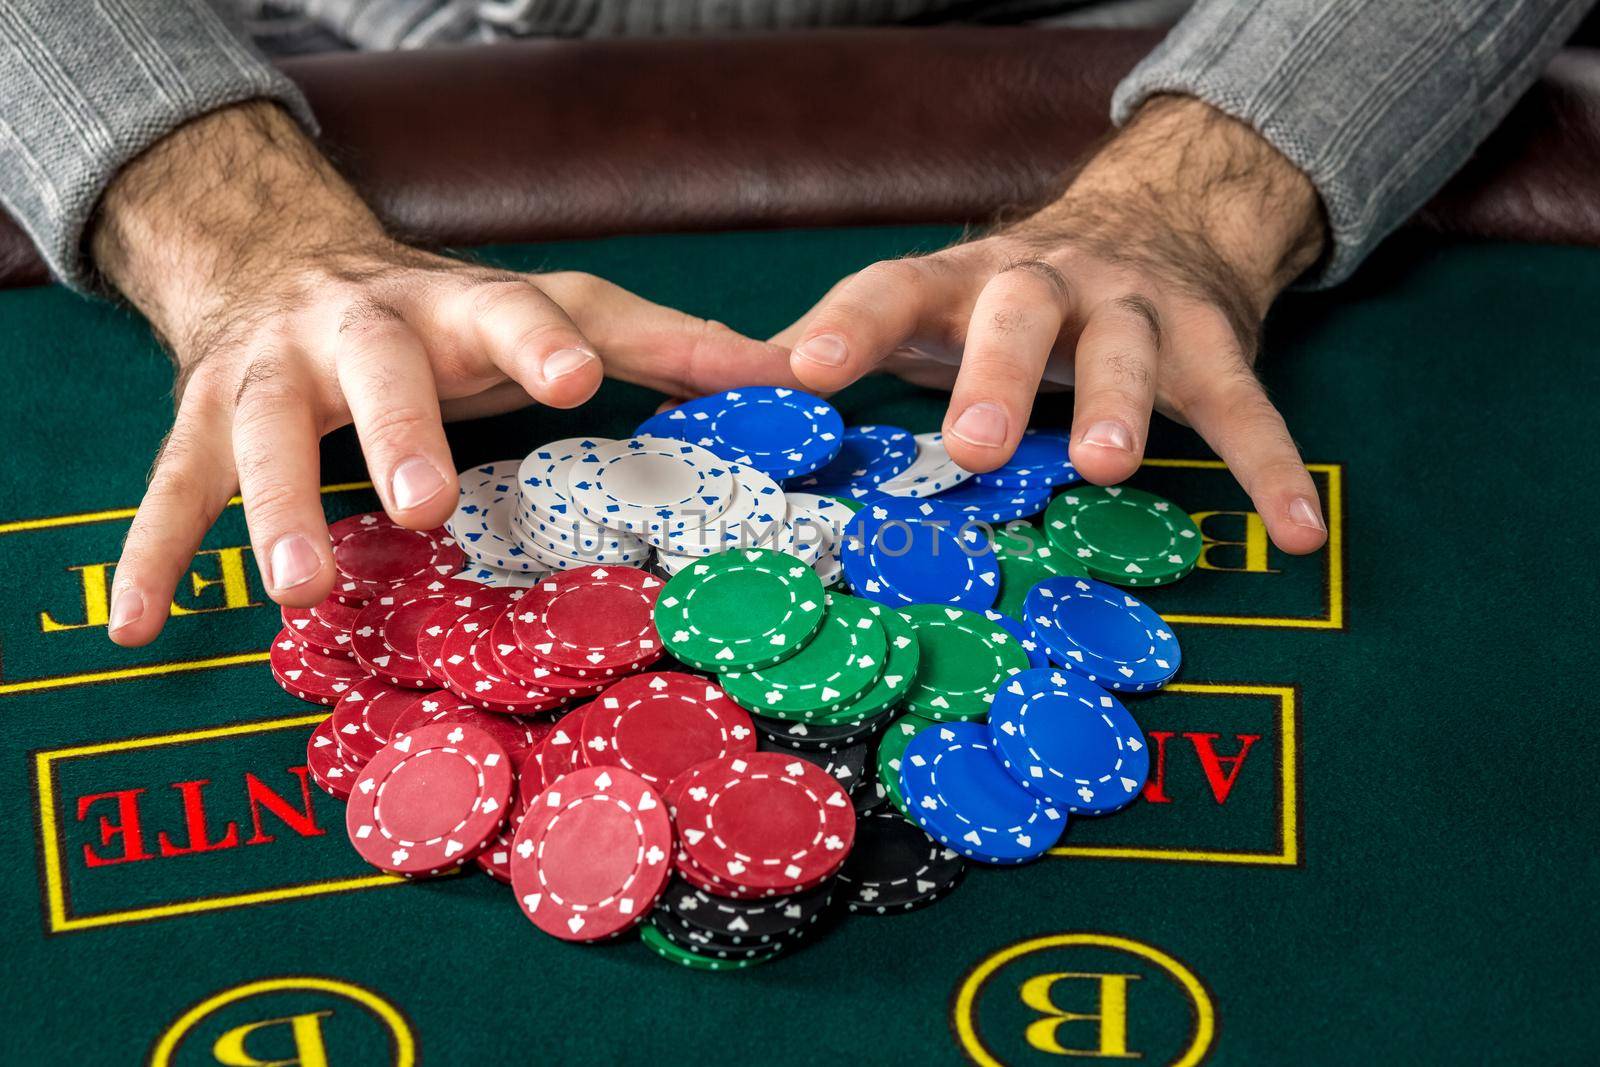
[[4, 223, 1599, 1067]]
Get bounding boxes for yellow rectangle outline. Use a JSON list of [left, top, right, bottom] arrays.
[[34, 711, 411, 934], [0, 482, 372, 698], [1141, 459, 1344, 630], [1048, 681, 1299, 867]]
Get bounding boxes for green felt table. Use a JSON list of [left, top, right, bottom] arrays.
[[3, 224, 1598, 1066]]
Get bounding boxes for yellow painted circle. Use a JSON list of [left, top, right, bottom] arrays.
[[951, 932, 1215, 1067], [149, 975, 415, 1066]]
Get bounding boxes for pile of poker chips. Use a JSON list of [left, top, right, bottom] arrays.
[[271, 386, 1216, 971]]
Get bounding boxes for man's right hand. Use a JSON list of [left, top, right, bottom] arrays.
[[96, 102, 793, 648]]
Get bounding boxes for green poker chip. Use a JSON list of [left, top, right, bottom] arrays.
[[1043, 485, 1201, 587], [719, 594, 887, 720], [640, 921, 780, 971], [990, 522, 1084, 618], [814, 601, 920, 726], [654, 548, 826, 670], [876, 713, 939, 818], [899, 605, 1030, 722]]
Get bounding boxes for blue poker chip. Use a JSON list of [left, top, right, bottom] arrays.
[[632, 397, 716, 441], [792, 425, 915, 489], [840, 497, 999, 611], [662, 387, 844, 480], [988, 666, 1148, 813], [930, 480, 1053, 524], [971, 430, 1081, 490], [1023, 577, 1181, 692], [983, 610, 1049, 669], [898, 721, 1066, 865]]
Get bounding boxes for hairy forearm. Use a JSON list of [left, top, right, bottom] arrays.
[[89, 101, 388, 352], [1016, 95, 1326, 348]]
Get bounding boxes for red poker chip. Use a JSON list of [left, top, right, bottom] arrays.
[[510, 566, 664, 678], [439, 607, 571, 715], [414, 587, 521, 686], [674, 752, 856, 893], [487, 607, 605, 697], [510, 765, 673, 941], [306, 717, 357, 800], [269, 628, 369, 706], [473, 817, 521, 883], [515, 746, 548, 815], [281, 597, 357, 659], [329, 512, 466, 605], [330, 681, 418, 767], [350, 580, 467, 688], [537, 702, 594, 787], [346, 721, 513, 876], [580, 673, 755, 788], [390, 691, 551, 764]]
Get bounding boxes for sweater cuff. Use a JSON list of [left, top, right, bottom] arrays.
[[0, 1, 317, 292], [1109, 2, 1492, 288]]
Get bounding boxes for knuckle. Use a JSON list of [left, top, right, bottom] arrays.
[[231, 352, 300, 414], [998, 258, 1070, 304], [959, 350, 1039, 394], [1107, 293, 1163, 347], [860, 258, 925, 290], [336, 299, 405, 341], [357, 404, 438, 450], [469, 278, 539, 317], [238, 476, 306, 527]]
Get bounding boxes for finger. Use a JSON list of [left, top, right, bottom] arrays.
[[1068, 295, 1162, 485], [109, 398, 237, 647], [231, 353, 337, 605], [537, 271, 800, 396], [444, 277, 603, 408], [941, 262, 1070, 472], [769, 273, 854, 349], [1180, 363, 1327, 555], [332, 309, 457, 529], [788, 258, 969, 392], [439, 381, 532, 423]]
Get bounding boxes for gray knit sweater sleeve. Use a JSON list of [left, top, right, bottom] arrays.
[[0, 0, 314, 289], [1111, 0, 1597, 287]]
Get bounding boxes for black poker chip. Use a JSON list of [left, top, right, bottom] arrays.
[[752, 708, 894, 752], [838, 810, 966, 915], [850, 772, 888, 817], [760, 737, 872, 795], [659, 877, 836, 945], [651, 906, 789, 961]]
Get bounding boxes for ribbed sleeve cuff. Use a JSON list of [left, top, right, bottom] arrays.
[[1110, 2, 1494, 288], [0, 0, 317, 291]]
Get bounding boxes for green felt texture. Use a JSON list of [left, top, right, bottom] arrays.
[[3, 226, 1599, 1064]]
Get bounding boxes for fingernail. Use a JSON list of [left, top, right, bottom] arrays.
[[949, 402, 1009, 448], [391, 456, 447, 511], [109, 589, 144, 632], [1289, 497, 1327, 533], [268, 534, 322, 591], [542, 348, 596, 383], [1081, 420, 1134, 452], [795, 334, 848, 368]]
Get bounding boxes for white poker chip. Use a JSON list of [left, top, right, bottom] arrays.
[[783, 492, 856, 559], [568, 438, 735, 534], [877, 432, 974, 498], [512, 506, 645, 557], [456, 563, 545, 588], [517, 437, 617, 523], [519, 535, 653, 571], [449, 461, 548, 571], [814, 551, 844, 589], [649, 462, 785, 557]]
